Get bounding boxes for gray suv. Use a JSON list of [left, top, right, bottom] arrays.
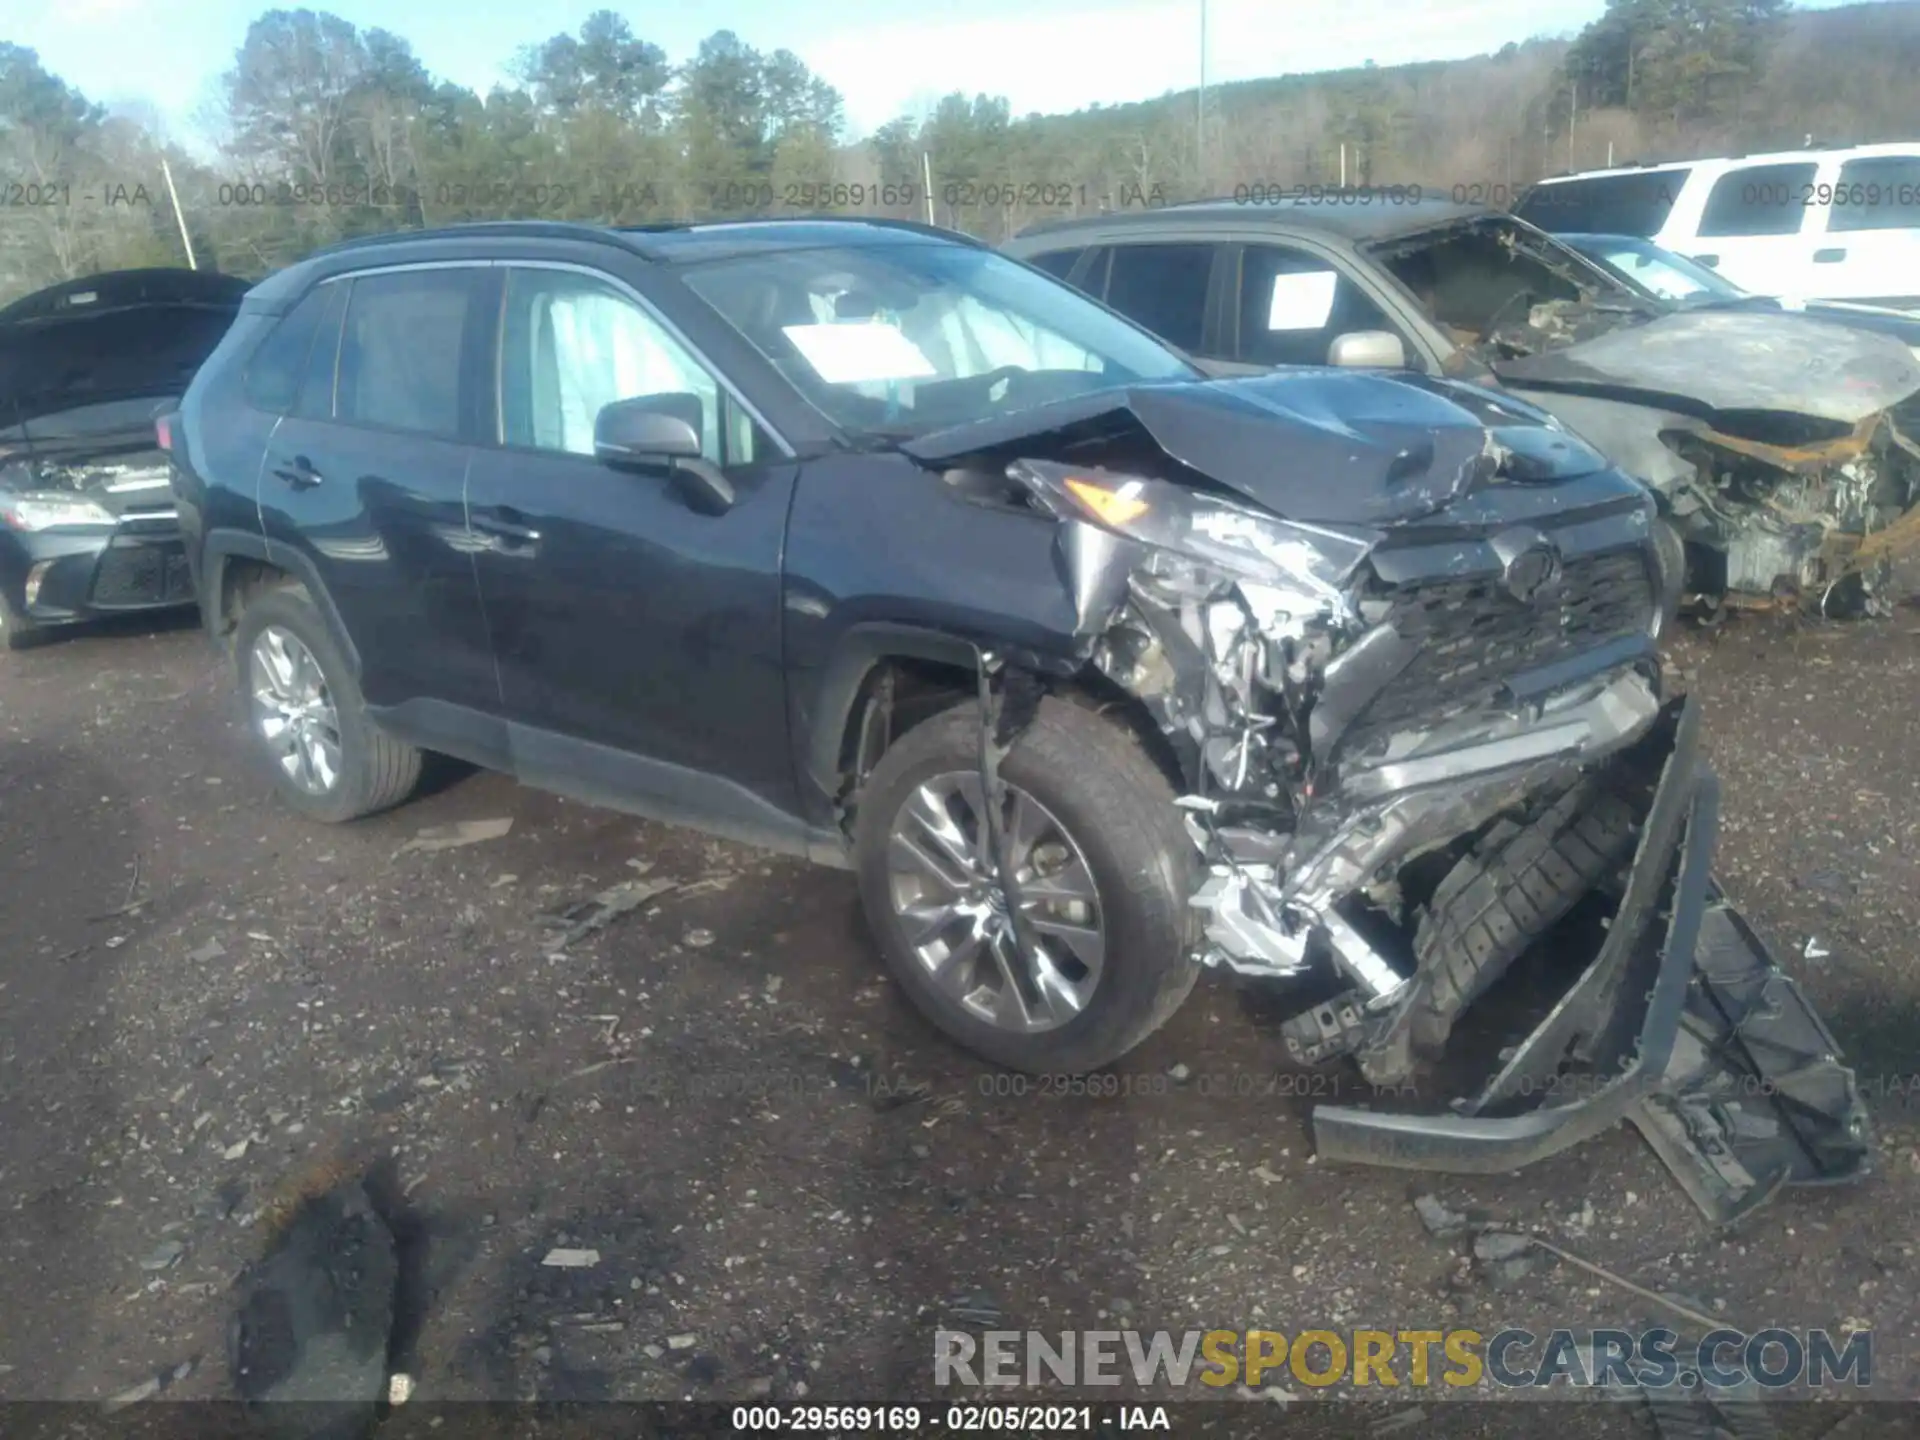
[[1004, 197, 1920, 615]]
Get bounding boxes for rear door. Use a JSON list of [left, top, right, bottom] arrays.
[[1680, 160, 1820, 296], [464, 262, 800, 815], [256, 265, 497, 723], [1806, 152, 1920, 304]]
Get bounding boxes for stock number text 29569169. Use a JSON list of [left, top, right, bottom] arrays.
[[729, 1404, 1101, 1432]]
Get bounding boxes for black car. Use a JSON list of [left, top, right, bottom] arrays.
[[1001, 199, 1920, 612], [0, 267, 251, 650], [166, 218, 1866, 1213]]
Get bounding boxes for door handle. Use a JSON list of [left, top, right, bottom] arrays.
[[270, 455, 322, 490], [1694, 254, 1720, 268], [1814, 248, 1846, 263], [472, 506, 542, 550]]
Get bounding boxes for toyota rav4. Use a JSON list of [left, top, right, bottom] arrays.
[[166, 218, 1870, 1220]]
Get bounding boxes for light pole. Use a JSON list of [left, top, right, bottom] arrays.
[[1197, 0, 1208, 186]]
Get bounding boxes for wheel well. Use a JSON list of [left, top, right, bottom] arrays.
[[214, 556, 294, 639], [831, 655, 1188, 829]]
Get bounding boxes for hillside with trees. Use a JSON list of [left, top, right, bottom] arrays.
[[4, 0, 1920, 301]]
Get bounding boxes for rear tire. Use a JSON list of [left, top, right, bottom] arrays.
[[231, 583, 422, 823], [854, 696, 1200, 1074]]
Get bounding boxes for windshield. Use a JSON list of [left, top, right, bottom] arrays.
[[1560, 235, 1749, 304], [680, 239, 1199, 438]]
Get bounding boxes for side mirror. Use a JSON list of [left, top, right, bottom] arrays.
[[593, 395, 735, 516], [1326, 330, 1408, 369]]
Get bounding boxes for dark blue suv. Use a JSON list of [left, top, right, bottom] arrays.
[[166, 216, 1740, 1120]]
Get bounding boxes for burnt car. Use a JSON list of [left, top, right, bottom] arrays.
[[0, 267, 251, 650], [168, 218, 1869, 1219], [1002, 198, 1920, 616]]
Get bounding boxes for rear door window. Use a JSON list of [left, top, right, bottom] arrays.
[[1236, 245, 1401, 367], [1102, 243, 1216, 352], [1516, 170, 1687, 237], [336, 269, 475, 439], [1829, 155, 1920, 232], [1696, 163, 1818, 238]]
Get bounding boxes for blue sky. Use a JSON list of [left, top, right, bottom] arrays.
[[14, 0, 1865, 147]]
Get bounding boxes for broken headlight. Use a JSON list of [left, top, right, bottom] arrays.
[[0, 492, 115, 531], [1008, 458, 1371, 616]]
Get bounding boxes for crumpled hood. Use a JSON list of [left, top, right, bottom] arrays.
[[903, 368, 1611, 526], [1492, 309, 1920, 424]]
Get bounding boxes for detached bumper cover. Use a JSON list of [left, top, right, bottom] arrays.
[[1309, 696, 1876, 1222]]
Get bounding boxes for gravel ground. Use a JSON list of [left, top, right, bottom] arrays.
[[0, 606, 1915, 1422]]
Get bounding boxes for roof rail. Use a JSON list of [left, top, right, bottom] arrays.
[[620, 213, 990, 248], [304, 219, 656, 261]]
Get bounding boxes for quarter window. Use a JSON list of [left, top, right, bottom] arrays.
[[1830, 156, 1920, 232], [245, 283, 341, 414], [336, 270, 472, 437], [1515, 171, 1686, 237]]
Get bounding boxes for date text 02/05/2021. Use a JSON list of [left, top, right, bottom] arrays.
[[727, 1404, 1159, 1432]]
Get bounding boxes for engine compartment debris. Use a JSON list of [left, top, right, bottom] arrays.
[[1370, 213, 1920, 614]]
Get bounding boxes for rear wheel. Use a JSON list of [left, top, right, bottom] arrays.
[[854, 696, 1200, 1074], [231, 584, 422, 822]]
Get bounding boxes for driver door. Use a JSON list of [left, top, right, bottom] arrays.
[[464, 263, 800, 812]]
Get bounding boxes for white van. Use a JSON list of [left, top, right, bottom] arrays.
[[1516, 143, 1920, 309]]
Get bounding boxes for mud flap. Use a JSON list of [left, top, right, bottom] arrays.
[[1628, 891, 1875, 1226]]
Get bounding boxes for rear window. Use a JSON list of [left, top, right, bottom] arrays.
[[336, 270, 472, 438], [1830, 155, 1920, 233], [1516, 171, 1686, 237], [1103, 243, 1214, 352], [1697, 163, 1818, 239]]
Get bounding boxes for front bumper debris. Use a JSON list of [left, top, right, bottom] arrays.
[[1309, 696, 1876, 1222]]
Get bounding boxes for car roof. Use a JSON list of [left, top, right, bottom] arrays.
[[1009, 194, 1492, 246], [301, 216, 982, 266], [244, 216, 989, 311], [1530, 140, 1920, 188]]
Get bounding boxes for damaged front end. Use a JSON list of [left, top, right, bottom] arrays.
[[1372, 213, 1920, 614], [955, 373, 1873, 1221]]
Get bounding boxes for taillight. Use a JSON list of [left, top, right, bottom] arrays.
[[155, 413, 174, 451]]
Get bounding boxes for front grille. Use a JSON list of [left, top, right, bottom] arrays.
[[90, 544, 194, 608], [1338, 547, 1655, 762]]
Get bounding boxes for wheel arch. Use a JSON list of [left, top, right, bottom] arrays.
[[202, 531, 361, 679]]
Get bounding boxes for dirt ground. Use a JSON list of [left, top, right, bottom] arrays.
[[1, 603, 1916, 1424]]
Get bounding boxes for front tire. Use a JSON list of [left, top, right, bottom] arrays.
[[854, 696, 1200, 1074], [231, 583, 422, 823]]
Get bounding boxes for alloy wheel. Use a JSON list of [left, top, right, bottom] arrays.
[[884, 770, 1105, 1033], [249, 625, 342, 796]]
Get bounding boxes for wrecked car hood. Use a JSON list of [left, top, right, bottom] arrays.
[[903, 369, 1611, 527], [1492, 309, 1920, 424]]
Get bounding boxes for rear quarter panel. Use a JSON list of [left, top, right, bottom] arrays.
[[172, 310, 278, 608]]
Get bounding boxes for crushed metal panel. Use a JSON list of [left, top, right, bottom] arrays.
[[1493, 309, 1920, 424]]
